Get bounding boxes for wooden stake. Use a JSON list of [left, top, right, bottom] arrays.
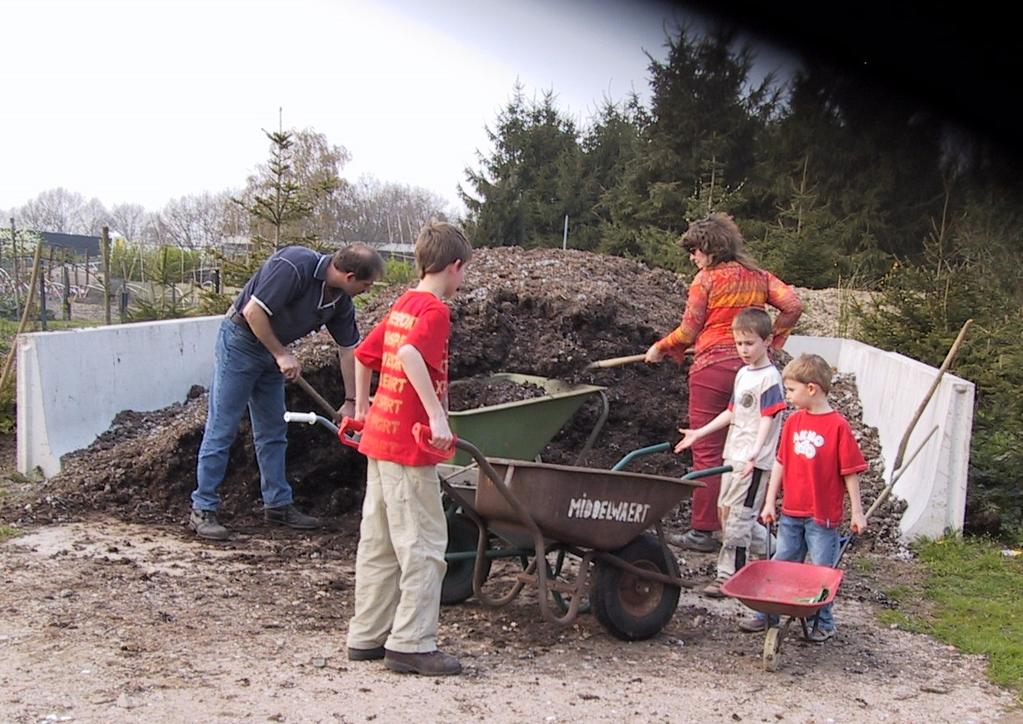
[[101, 226, 111, 324], [891, 319, 972, 472]]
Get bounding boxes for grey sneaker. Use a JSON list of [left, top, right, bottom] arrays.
[[190, 508, 230, 540], [808, 626, 837, 643], [264, 505, 321, 530], [384, 648, 462, 676], [348, 646, 385, 661], [739, 614, 768, 633], [669, 529, 720, 553]]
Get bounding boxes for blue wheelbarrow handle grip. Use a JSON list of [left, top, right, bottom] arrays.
[[681, 465, 733, 481]]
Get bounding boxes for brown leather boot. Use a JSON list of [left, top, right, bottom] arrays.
[[383, 648, 461, 676]]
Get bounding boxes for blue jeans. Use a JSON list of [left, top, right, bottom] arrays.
[[765, 514, 840, 630], [192, 319, 292, 512]]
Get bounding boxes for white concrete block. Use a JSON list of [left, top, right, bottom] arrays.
[[784, 335, 974, 541], [17, 316, 223, 477]]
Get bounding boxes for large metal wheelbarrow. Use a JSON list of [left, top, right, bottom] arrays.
[[418, 427, 729, 641]]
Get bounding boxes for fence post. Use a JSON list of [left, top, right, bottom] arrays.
[[101, 226, 111, 324], [10, 218, 20, 318], [39, 246, 48, 331], [213, 268, 221, 294], [119, 281, 129, 322], [62, 263, 71, 320]]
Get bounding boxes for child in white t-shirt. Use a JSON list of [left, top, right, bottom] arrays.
[[675, 307, 786, 596]]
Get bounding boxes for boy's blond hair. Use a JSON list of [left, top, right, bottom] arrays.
[[415, 221, 472, 277], [782, 354, 833, 393], [732, 307, 773, 340]]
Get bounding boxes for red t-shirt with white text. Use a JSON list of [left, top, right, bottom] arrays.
[[777, 409, 868, 528], [355, 290, 450, 466]]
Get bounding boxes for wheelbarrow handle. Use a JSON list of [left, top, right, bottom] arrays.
[[681, 464, 733, 481], [337, 416, 364, 449], [284, 410, 340, 435], [410, 422, 458, 463]]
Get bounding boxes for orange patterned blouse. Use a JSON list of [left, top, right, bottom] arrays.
[[655, 262, 803, 375]]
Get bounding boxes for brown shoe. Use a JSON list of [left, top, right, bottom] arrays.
[[384, 648, 461, 676], [347, 646, 385, 661]]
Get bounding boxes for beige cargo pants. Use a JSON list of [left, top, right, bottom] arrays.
[[346, 458, 448, 654], [716, 460, 771, 580]]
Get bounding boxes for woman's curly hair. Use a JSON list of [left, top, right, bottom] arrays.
[[680, 212, 760, 271]]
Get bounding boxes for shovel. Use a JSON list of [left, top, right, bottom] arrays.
[[585, 348, 694, 370], [585, 353, 647, 369], [293, 376, 341, 421]]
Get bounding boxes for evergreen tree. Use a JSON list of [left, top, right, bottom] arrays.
[[461, 84, 586, 248]]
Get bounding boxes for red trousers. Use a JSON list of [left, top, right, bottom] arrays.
[[687, 358, 744, 532]]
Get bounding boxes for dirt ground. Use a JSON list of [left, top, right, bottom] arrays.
[[0, 517, 1018, 724]]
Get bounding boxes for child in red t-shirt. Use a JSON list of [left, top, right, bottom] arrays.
[[740, 353, 868, 641], [345, 222, 471, 676]]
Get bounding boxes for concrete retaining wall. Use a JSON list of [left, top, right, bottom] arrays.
[[17, 316, 223, 477], [785, 335, 974, 541], [16, 320, 973, 541]]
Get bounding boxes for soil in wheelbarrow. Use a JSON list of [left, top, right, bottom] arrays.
[[2, 247, 903, 556], [448, 377, 548, 412]]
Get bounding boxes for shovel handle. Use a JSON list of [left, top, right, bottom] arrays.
[[587, 354, 647, 369], [294, 376, 340, 420], [337, 416, 364, 449], [411, 422, 457, 462]]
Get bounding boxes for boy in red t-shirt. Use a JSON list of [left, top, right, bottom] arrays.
[[740, 354, 868, 640], [345, 222, 471, 676]]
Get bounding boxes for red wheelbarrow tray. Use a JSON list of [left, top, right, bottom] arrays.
[[720, 559, 845, 619]]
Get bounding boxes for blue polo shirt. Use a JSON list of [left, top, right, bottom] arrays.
[[233, 246, 359, 347]]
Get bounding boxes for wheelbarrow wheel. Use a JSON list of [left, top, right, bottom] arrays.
[[763, 627, 782, 671], [441, 514, 492, 605], [591, 533, 681, 641]]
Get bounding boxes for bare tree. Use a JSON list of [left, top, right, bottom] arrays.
[[158, 193, 230, 250], [110, 203, 147, 241], [337, 175, 451, 244], [16, 188, 87, 233], [78, 197, 111, 236]]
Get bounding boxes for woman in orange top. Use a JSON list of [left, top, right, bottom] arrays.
[[645, 213, 803, 552]]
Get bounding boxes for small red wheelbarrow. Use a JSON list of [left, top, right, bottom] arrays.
[[720, 558, 845, 671]]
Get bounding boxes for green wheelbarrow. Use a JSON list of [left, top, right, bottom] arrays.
[[447, 373, 608, 466]]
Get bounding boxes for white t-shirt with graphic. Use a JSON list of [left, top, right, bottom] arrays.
[[723, 363, 787, 470]]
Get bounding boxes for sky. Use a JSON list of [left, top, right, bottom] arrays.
[[1, 0, 793, 216]]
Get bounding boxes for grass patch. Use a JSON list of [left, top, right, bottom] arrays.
[[0, 524, 19, 542], [899, 537, 1023, 698]]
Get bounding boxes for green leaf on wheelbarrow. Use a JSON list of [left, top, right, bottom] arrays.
[[794, 587, 830, 604]]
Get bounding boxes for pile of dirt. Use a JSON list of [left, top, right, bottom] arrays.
[[791, 286, 877, 338], [356, 247, 693, 476], [4, 357, 366, 527], [448, 377, 547, 412]]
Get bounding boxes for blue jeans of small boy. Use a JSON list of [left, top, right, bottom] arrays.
[[765, 514, 839, 630], [192, 318, 292, 512]]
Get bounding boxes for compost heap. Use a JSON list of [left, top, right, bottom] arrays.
[[5, 247, 901, 553]]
